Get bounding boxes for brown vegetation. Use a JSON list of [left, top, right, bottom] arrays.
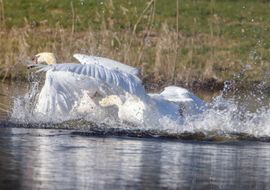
[[0, 22, 240, 88], [1, 0, 270, 90]]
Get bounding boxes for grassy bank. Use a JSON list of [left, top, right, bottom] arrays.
[[1, 0, 270, 89]]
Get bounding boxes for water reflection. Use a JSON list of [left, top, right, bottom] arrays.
[[0, 128, 270, 189]]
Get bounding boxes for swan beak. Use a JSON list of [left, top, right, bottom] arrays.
[[26, 61, 36, 69], [25, 56, 38, 69], [25, 57, 37, 69]]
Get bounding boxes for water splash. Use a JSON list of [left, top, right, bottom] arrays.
[[7, 74, 270, 141]]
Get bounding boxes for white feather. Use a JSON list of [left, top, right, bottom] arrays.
[[35, 70, 99, 115], [38, 63, 146, 97], [99, 94, 146, 125], [149, 86, 207, 115], [35, 63, 146, 116], [33, 53, 207, 124], [73, 54, 139, 76]]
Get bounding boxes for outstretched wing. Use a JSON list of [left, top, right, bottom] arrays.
[[36, 63, 146, 115], [46, 63, 145, 97], [73, 54, 139, 76], [158, 86, 207, 114], [35, 70, 100, 115], [160, 86, 204, 103]]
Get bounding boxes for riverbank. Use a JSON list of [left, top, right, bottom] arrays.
[[1, 0, 270, 89]]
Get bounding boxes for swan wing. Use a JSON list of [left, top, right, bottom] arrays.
[[38, 63, 146, 99], [35, 70, 100, 115], [159, 86, 208, 114], [160, 86, 204, 104], [73, 54, 139, 76]]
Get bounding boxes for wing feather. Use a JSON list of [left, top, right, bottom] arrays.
[[73, 54, 139, 76], [35, 70, 84, 115], [40, 63, 146, 98], [159, 86, 207, 114], [35, 63, 146, 115]]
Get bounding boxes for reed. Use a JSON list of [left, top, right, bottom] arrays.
[[0, 0, 269, 88], [0, 0, 5, 27], [172, 0, 179, 84], [0, 21, 242, 84], [0, 102, 9, 113]]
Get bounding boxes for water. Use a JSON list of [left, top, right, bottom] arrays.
[[1, 127, 270, 190], [2, 82, 270, 189]]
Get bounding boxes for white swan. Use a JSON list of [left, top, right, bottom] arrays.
[[149, 86, 207, 116], [29, 53, 145, 116], [28, 52, 207, 123], [99, 93, 146, 125]]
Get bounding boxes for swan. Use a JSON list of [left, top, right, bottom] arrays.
[[28, 52, 145, 116], [27, 52, 207, 123], [99, 93, 146, 125], [149, 86, 207, 116]]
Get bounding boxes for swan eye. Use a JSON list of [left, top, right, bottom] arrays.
[[32, 56, 38, 64], [32, 55, 40, 64]]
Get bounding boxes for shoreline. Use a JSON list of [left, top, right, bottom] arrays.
[[1, 0, 270, 90], [2, 74, 269, 94], [143, 76, 224, 92]]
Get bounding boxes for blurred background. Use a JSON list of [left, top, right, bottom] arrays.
[[0, 0, 270, 90]]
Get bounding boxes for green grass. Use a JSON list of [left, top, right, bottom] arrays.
[[1, 0, 270, 88], [4, 0, 270, 37]]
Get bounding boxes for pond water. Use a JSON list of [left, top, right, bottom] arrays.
[[1, 127, 270, 190], [1, 82, 270, 189]]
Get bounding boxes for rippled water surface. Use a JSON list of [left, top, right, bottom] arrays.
[[1, 82, 270, 189], [1, 127, 270, 190]]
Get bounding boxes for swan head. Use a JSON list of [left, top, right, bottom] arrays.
[[99, 95, 123, 107], [27, 52, 57, 69], [32, 52, 57, 65]]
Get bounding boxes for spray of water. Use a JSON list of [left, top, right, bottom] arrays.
[[7, 69, 270, 141]]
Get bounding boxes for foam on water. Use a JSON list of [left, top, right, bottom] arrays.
[[7, 77, 270, 141]]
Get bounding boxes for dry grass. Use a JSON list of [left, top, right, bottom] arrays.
[[1, 0, 269, 89], [0, 23, 239, 84]]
